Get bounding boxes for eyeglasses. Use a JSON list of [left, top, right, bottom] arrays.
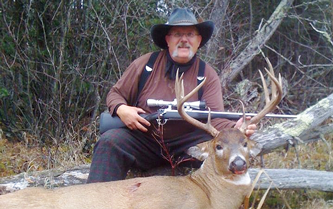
[[168, 32, 199, 38]]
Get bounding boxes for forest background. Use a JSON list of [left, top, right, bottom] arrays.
[[0, 0, 332, 208]]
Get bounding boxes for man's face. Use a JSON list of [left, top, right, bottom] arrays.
[[165, 26, 202, 64]]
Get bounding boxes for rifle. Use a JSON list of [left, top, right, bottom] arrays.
[[99, 99, 297, 134]]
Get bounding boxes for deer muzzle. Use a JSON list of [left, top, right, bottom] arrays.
[[229, 156, 247, 174]]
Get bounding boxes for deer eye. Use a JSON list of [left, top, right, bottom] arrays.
[[216, 144, 223, 150]]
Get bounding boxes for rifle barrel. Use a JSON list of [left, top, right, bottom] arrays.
[[158, 109, 297, 120]]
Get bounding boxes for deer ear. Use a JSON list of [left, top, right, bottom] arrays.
[[186, 141, 210, 161], [247, 140, 260, 157]]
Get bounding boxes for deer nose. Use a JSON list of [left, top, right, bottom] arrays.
[[229, 156, 247, 174]]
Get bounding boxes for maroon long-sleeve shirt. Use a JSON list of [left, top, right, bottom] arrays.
[[107, 50, 235, 138]]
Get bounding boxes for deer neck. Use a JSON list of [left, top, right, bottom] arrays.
[[188, 156, 252, 209]]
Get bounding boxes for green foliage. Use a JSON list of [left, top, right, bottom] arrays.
[[0, 35, 15, 55], [0, 0, 164, 144], [0, 88, 9, 99], [0, 0, 332, 146]]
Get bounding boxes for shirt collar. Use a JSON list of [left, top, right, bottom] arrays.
[[165, 51, 197, 80]]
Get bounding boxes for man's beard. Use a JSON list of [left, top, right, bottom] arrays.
[[171, 43, 194, 61]]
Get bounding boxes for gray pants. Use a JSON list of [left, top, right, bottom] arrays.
[[87, 127, 211, 183]]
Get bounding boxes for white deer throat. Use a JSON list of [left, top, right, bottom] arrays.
[[224, 172, 251, 185], [197, 160, 251, 186]]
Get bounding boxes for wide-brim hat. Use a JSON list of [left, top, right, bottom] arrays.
[[151, 8, 214, 49]]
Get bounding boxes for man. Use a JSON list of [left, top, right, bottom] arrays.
[[87, 8, 256, 183]]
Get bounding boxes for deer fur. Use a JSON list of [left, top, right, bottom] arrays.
[[0, 129, 254, 209]]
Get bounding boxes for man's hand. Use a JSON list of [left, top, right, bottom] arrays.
[[116, 105, 151, 132], [234, 116, 257, 137]]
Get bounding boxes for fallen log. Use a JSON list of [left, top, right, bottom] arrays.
[[0, 165, 90, 194], [249, 168, 333, 192], [1, 165, 333, 194], [251, 93, 333, 156]]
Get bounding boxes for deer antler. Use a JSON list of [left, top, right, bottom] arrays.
[[175, 70, 219, 137], [240, 57, 283, 132]]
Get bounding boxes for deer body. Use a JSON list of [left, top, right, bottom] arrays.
[[0, 129, 252, 209], [1, 177, 209, 209]]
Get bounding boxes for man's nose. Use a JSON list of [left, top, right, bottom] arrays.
[[180, 35, 188, 41]]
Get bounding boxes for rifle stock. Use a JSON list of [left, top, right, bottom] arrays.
[[99, 112, 157, 134]]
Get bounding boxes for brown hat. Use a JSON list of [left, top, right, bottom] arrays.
[[151, 8, 214, 49]]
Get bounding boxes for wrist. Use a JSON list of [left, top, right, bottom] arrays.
[[113, 103, 126, 116]]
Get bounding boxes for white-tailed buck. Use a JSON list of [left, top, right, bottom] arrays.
[[0, 58, 282, 209]]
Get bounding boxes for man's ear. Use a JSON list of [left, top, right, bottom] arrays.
[[165, 35, 170, 47], [186, 141, 210, 161], [197, 35, 202, 48]]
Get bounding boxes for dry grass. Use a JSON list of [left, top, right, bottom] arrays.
[[261, 138, 332, 171], [249, 133, 333, 209], [0, 131, 92, 178], [302, 199, 333, 209]]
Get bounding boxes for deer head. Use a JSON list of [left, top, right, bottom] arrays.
[[176, 57, 282, 176]]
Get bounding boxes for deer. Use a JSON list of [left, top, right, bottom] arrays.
[[0, 58, 282, 209]]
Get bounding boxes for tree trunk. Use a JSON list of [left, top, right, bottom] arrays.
[[220, 0, 295, 89], [204, 0, 229, 64]]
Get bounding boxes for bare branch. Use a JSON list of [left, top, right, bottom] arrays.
[[220, 0, 294, 88]]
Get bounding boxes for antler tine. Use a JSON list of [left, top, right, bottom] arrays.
[[239, 100, 248, 133], [175, 69, 219, 137], [265, 56, 283, 104], [249, 58, 283, 125], [259, 70, 270, 105]]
